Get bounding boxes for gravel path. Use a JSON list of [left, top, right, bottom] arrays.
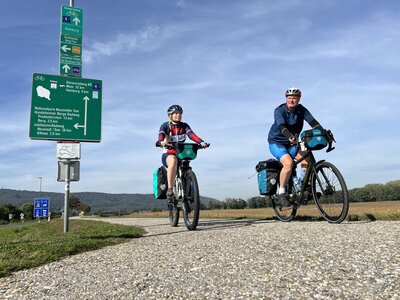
[[1, 218, 399, 299]]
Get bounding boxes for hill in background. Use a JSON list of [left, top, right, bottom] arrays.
[[0, 188, 220, 213]]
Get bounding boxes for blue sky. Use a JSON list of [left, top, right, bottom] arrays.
[[0, 0, 399, 200]]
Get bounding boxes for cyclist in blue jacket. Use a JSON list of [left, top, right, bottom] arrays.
[[268, 87, 323, 207]]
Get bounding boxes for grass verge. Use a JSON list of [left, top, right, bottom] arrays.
[[0, 219, 146, 278], [130, 201, 400, 221]]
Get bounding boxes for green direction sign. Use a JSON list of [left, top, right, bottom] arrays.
[[60, 54, 82, 76], [30, 73, 102, 142], [61, 6, 83, 36], [60, 34, 82, 56]]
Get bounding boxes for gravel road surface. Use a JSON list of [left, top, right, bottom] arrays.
[[1, 218, 399, 299]]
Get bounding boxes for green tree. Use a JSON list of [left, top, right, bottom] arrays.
[[19, 203, 34, 220]]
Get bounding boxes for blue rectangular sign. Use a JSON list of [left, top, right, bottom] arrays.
[[34, 198, 50, 217]]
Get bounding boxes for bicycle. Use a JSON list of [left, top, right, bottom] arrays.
[[271, 130, 349, 223], [157, 142, 209, 230]]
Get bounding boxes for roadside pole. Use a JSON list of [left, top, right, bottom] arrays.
[[29, 1, 102, 233], [64, 160, 70, 233]]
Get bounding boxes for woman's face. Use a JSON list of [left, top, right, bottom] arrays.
[[286, 96, 300, 110], [170, 112, 182, 122]]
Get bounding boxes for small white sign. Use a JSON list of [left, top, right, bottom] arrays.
[[57, 142, 81, 159]]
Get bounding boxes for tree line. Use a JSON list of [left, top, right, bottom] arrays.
[[206, 180, 400, 210], [1, 181, 399, 221], [0, 194, 90, 224]]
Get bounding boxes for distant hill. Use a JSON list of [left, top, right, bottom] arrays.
[[0, 188, 220, 213]]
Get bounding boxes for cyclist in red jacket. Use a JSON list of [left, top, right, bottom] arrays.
[[156, 105, 208, 203]]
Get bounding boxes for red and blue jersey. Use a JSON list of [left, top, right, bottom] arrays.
[[158, 121, 203, 155]]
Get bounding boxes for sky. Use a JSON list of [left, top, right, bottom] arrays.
[[0, 0, 399, 200]]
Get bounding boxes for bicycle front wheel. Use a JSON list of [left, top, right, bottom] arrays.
[[183, 170, 200, 230], [272, 180, 297, 222], [311, 161, 349, 223], [168, 201, 179, 227]]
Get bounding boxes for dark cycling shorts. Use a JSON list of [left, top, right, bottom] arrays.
[[161, 153, 176, 168], [269, 143, 297, 161]]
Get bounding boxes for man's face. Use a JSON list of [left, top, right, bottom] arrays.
[[170, 112, 182, 122], [286, 96, 300, 110]]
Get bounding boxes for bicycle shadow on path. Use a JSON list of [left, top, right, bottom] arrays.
[[141, 218, 276, 238]]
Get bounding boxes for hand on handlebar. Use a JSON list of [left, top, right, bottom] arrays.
[[200, 142, 210, 149], [289, 134, 298, 145]]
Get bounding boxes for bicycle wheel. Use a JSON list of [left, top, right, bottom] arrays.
[[272, 180, 297, 222], [168, 199, 179, 227], [311, 161, 349, 223], [183, 170, 200, 230]]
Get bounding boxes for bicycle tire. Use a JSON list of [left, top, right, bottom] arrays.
[[272, 180, 297, 222], [311, 161, 349, 223], [183, 170, 200, 230], [169, 201, 179, 227]]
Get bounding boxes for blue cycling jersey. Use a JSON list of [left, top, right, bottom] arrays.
[[268, 103, 316, 146]]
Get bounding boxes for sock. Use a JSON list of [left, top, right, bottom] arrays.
[[279, 187, 286, 194]]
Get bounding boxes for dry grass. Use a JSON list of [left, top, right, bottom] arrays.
[[129, 201, 400, 221]]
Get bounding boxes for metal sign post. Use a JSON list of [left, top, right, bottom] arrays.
[[63, 160, 71, 233]]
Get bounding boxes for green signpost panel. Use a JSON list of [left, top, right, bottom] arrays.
[[60, 54, 82, 77], [30, 73, 102, 142], [61, 6, 83, 36]]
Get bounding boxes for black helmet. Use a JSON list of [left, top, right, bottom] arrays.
[[167, 105, 183, 115]]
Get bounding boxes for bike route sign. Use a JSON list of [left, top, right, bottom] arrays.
[[29, 73, 102, 142], [34, 198, 49, 218], [60, 5, 83, 77]]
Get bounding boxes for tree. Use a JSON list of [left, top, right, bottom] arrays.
[[69, 194, 91, 215], [19, 203, 34, 220]]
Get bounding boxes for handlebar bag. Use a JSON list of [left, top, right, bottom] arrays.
[[300, 129, 328, 150], [176, 143, 198, 160], [256, 159, 282, 196], [153, 166, 167, 199]]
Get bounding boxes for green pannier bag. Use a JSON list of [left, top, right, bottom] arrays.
[[153, 166, 167, 199]]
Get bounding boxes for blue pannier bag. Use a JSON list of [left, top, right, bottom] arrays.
[[255, 159, 281, 196], [300, 129, 328, 150]]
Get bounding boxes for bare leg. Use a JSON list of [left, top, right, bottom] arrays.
[[166, 155, 178, 189], [279, 154, 294, 193]]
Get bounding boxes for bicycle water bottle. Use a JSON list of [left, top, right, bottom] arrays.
[[293, 176, 302, 192]]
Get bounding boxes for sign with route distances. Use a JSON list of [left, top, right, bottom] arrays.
[[30, 73, 102, 142]]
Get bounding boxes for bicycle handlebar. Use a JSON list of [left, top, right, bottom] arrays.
[[155, 141, 210, 149]]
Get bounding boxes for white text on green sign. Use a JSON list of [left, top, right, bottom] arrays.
[[61, 6, 83, 36], [30, 74, 102, 142]]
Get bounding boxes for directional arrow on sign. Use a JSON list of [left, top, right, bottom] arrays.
[[74, 96, 89, 135], [61, 45, 71, 52], [62, 64, 71, 73], [73, 17, 81, 26]]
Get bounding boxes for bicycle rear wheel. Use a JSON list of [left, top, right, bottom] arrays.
[[183, 170, 200, 230], [272, 180, 297, 222], [311, 161, 349, 223]]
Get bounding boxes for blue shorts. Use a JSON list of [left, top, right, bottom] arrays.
[[269, 143, 297, 161]]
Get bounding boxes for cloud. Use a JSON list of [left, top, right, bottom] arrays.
[[84, 24, 192, 64]]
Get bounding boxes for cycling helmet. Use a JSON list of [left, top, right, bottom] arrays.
[[167, 105, 183, 115], [285, 87, 302, 97]]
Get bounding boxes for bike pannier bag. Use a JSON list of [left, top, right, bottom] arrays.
[[256, 159, 281, 196], [300, 129, 328, 150], [153, 166, 167, 199]]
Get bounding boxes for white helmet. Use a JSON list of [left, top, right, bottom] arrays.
[[285, 87, 302, 97]]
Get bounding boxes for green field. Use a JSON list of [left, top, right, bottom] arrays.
[[130, 201, 400, 221], [0, 219, 146, 278]]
